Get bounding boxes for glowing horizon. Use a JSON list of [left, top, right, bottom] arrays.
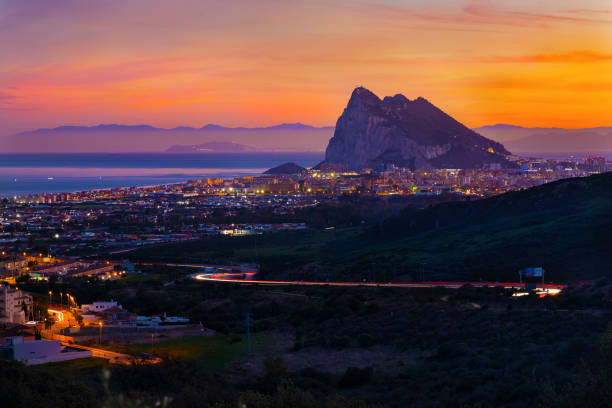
[[1, 0, 611, 137]]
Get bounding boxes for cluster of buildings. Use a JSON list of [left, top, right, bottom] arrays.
[[79, 300, 190, 328], [0, 292, 195, 365], [0, 155, 609, 262], [7, 156, 609, 205], [0, 187, 316, 257], [0, 252, 128, 281], [0, 336, 92, 365]]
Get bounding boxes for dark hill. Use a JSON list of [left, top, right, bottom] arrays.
[[355, 172, 612, 282], [124, 172, 612, 283], [321, 87, 513, 170], [264, 162, 306, 175]]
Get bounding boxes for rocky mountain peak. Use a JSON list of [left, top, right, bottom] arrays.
[[319, 87, 513, 170]]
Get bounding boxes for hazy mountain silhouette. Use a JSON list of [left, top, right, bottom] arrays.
[[1, 123, 334, 153], [475, 124, 612, 153]]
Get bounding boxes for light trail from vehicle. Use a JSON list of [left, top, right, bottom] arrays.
[[47, 309, 64, 322], [139, 262, 567, 292], [191, 270, 566, 292]]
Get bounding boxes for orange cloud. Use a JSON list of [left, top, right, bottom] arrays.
[[1, 0, 611, 135], [483, 50, 612, 63]]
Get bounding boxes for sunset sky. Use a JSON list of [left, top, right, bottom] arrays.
[[1, 0, 611, 137]]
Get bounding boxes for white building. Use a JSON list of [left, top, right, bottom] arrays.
[[0, 283, 33, 324], [2, 336, 92, 365], [81, 300, 122, 313]]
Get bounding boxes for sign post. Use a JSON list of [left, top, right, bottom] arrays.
[[521, 267, 545, 285]]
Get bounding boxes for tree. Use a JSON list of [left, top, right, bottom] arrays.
[[263, 356, 290, 389]]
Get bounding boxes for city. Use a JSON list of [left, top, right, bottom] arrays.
[[2, 1, 612, 407], [1, 155, 608, 268]]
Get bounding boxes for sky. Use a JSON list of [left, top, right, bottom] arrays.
[[1, 0, 611, 137]]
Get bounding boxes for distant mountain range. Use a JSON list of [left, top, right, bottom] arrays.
[[475, 124, 612, 153], [31, 123, 334, 133], [0, 123, 334, 153], [2, 120, 611, 154]]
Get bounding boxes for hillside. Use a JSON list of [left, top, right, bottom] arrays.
[[125, 172, 612, 283], [354, 172, 612, 282], [263, 162, 306, 175]]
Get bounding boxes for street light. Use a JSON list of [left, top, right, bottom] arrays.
[[60, 292, 63, 309], [48, 291, 52, 305], [99, 322, 103, 344]]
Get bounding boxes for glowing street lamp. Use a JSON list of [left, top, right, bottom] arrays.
[[48, 291, 52, 305], [98, 322, 103, 344]]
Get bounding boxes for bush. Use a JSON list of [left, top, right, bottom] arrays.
[[338, 366, 373, 388], [263, 356, 290, 388], [357, 333, 376, 348], [331, 335, 351, 349], [431, 342, 471, 361]]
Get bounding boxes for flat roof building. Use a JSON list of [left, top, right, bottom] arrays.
[[1, 336, 92, 365], [0, 283, 33, 325]]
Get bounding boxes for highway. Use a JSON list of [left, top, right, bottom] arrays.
[[193, 272, 565, 292], [139, 262, 566, 292]]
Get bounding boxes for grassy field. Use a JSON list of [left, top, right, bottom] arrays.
[[94, 333, 275, 371]]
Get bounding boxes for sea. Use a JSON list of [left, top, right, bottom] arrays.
[[0, 152, 324, 197]]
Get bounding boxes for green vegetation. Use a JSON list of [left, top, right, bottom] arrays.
[[97, 334, 273, 370], [15, 274, 612, 407], [9, 174, 612, 407], [125, 173, 612, 283]]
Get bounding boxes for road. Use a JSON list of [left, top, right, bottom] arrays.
[[140, 262, 566, 292], [194, 272, 565, 291], [62, 342, 138, 364]]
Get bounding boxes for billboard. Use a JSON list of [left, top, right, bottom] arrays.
[[524, 267, 543, 277]]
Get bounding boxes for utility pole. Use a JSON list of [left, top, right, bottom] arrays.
[[245, 312, 252, 361], [419, 262, 427, 282]]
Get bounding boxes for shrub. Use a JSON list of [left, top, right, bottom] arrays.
[[357, 333, 376, 348], [338, 366, 373, 388]]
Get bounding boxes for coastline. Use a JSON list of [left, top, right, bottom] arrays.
[[0, 152, 324, 198]]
